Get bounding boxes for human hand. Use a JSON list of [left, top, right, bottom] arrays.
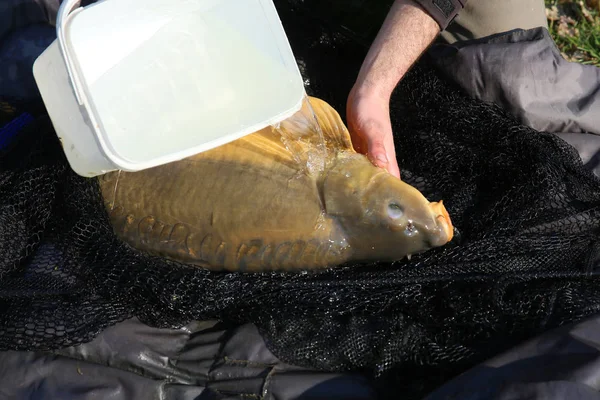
[[343, 0, 440, 180], [346, 85, 401, 179]]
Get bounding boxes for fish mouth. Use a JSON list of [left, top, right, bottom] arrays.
[[430, 200, 454, 245]]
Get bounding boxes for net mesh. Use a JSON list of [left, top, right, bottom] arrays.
[[2, 2, 600, 398]]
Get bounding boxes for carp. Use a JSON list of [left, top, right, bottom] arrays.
[[98, 96, 453, 272]]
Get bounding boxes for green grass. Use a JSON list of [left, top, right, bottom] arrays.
[[545, 0, 600, 66]]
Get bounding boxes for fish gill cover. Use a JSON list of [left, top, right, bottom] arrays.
[[1, 1, 600, 398]]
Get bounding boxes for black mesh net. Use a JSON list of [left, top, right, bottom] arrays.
[[2, 1, 600, 399]]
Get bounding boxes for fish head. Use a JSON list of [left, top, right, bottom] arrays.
[[323, 154, 454, 261]]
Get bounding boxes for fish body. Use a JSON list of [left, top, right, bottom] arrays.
[[98, 97, 453, 272]]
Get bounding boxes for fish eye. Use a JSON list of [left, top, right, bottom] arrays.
[[387, 202, 404, 219]]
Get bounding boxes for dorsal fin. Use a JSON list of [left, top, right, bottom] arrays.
[[274, 96, 355, 153], [185, 96, 355, 175], [304, 96, 355, 152]]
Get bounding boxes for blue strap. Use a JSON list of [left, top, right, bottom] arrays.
[[0, 112, 34, 151]]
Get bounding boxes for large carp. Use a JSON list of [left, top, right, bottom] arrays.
[[98, 96, 453, 272]]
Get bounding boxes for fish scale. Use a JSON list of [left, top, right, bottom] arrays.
[[98, 97, 454, 272]]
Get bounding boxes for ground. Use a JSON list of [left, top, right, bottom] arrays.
[[545, 0, 600, 65]]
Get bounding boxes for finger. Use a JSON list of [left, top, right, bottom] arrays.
[[366, 138, 390, 170], [384, 136, 401, 179], [368, 131, 401, 179], [388, 156, 401, 179]]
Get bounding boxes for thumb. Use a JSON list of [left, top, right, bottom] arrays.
[[366, 139, 389, 170], [367, 135, 402, 180]]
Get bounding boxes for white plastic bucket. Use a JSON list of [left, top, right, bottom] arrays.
[[33, 0, 305, 177]]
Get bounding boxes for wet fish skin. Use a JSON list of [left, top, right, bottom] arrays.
[[98, 96, 453, 272], [323, 152, 454, 262]]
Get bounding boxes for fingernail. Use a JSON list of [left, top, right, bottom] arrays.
[[376, 154, 388, 165]]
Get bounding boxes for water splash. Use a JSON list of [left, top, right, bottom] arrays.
[[271, 92, 329, 177]]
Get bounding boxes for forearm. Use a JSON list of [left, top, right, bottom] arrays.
[[353, 0, 440, 100]]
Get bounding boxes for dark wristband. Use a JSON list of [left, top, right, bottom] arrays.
[[412, 0, 467, 30]]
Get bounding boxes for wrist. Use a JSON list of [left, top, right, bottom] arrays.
[[350, 80, 393, 105], [352, 0, 440, 102]]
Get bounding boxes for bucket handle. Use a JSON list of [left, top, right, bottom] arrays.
[[56, 0, 87, 106]]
